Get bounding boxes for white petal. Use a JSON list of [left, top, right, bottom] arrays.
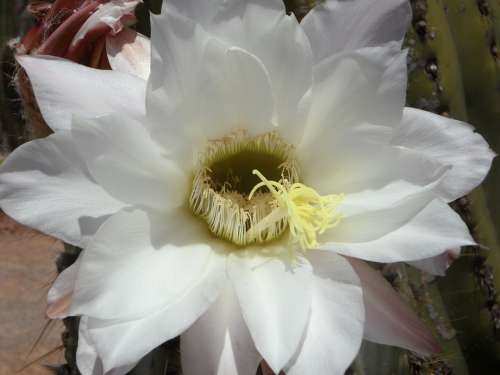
[[181, 288, 261, 375], [347, 258, 441, 355], [106, 28, 151, 79], [148, 38, 275, 167], [301, 0, 411, 63], [408, 248, 461, 276], [16, 55, 146, 131], [338, 162, 449, 218], [82, 253, 225, 373], [165, 0, 285, 34], [72, 0, 139, 45], [71, 114, 187, 212], [255, 15, 312, 143], [77, 317, 136, 375], [147, 9, 209, 109], [286, 252, 363, 375], [0, 132, 125, 247], [320, 198, 475, 263], [164, 1, 313, 142], [70, 209, 227, 321], [228, 250, 313, 373], [299, 44, 409, 194], [47, 258, 80, 319], [301, 135, 448, 200], [148, 4, 308, 163], [77, 317, 105, 375], [303, 43, 407, 141], [207, 46, 275, 137], [393, 108, 495, 202]]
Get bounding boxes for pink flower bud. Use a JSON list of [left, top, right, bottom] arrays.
[[15, 0, 141, 138], [19, 0, 140, 68]]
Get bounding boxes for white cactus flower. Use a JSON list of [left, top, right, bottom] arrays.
[[0, 0, 495, 374]]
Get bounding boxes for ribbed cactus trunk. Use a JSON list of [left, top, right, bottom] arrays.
[[2, 0, 499, 374], [405, 0, 500, 374]]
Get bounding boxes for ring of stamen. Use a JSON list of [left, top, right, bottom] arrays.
[[189, 130, 299, 246]]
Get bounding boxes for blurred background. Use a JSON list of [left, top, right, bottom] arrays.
[[1, 0, 499, 374]]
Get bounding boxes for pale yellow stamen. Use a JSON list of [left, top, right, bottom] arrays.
[[249, 170, 344, 251]]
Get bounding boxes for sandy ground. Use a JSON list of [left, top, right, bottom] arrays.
[[0, 212, 65, 375]]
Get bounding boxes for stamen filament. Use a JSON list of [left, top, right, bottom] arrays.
[[249, 169, 344, 251]]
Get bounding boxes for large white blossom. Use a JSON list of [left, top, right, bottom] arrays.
[[0, 0, 495, 374]]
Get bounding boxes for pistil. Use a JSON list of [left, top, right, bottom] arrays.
[[249, 170, 344, 250]]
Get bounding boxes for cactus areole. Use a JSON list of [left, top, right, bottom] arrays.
[[0, 0, 495, 374]]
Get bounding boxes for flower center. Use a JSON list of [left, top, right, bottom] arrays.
[[189, 130, 299, 246]]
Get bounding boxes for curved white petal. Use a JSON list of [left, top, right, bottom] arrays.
[[302, 43, 407, 143], [148, 37, 275, 167], [106, 28, 151, 79], [165, 0, 285, 29], [70, 209, 226, 321], [227, 250, 313, 374], [72, 0, 139, 45], [393, 108, 495, 202], [82, 253, 225, 373], [165, 0, 313, 142], [147, 9, 209, 112], [299, 44, 409, 194], [148, 2, 311, 152], [71, 114, 187, 212], [338, 162, 449, 219], [47, 258, 80, 319], [181, 288, 261, 375], [320, 198, 475, 263], [347, 258, 440, 355], [256, 15, 312, 143], [408, 248, 461, 276], [286, 252, 363, 375], [16, 55, 146, 131], [77, 317, 105, 375], [301, 134, 448, 201], [146, 8, 212, 161], [0, 132, 125, 247], [77, 317, 136, 375], [203, 45, 274, 137], [301, 0, 411, 63]]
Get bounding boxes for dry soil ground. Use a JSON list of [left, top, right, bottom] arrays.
[[0, 212, 65, 374]]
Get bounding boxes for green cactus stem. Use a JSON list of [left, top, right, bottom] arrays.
[[441, 0, 500, 222], [405, 0, 467, 120], [404, 266, 468, 375]]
